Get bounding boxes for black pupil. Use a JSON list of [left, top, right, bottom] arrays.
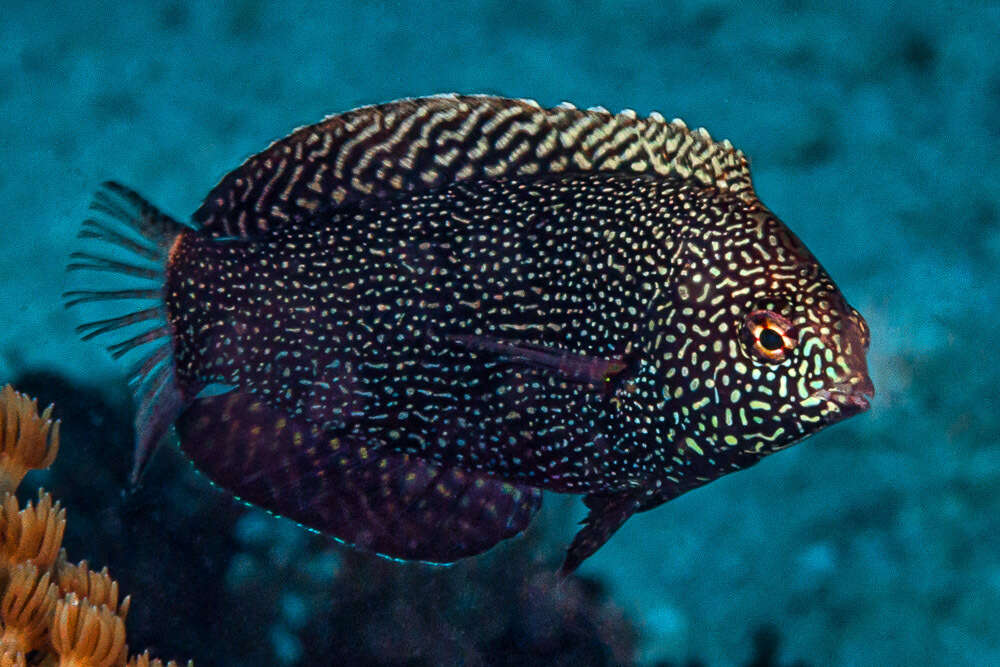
[[759, 328, 784, 351]]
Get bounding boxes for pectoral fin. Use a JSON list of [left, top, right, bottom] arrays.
[[559, 490, 642, 576], [449, 334, 628, 388]]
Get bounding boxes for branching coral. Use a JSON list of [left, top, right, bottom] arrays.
[[0, 492, 66, 583], [0, 563, 57, 654], [0, 646, 26, 667], [55, 560, 130, 621], [0, 386, 59, 496], [0, 385, 190, 667], [50, 594, 126, 667]]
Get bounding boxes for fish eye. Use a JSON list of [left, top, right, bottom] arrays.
[[758, 328, 783, 351], [744, 310, 797, 362]]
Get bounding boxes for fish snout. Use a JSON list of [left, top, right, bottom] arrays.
[[827, 306, 875, 411], [827, 373, 875, 411], [808, 321, 875, 414], [810, 373, 874, 413]]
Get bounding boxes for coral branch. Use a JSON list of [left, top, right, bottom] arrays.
[[0, 562, 57, 653], [50, 593, 127, 667], [0, 491, 66, 582], [0, 385, 59, 495], [56, 561, 130, 620]]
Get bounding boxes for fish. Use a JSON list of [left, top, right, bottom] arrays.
[[64, 94, 874, 573]]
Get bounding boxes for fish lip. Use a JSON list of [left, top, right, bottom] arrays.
[[812, 377, 875, 412]]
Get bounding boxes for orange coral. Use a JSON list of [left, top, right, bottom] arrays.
[[0, 491, 66, 582], [0, 386, 59, 496], [0, 386, 191, 666], [0, 562, 57, 653], [56, 561, 130, 620], [0, 646, 26, 667], [50, 594, 126, 667]]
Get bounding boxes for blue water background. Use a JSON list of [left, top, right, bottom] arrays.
[[2, 1, 998, 664]]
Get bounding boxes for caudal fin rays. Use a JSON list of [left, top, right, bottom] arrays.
[[64, 181, 191, 482]]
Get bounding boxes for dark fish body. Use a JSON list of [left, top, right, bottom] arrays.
[[66, 95, 874, 572]]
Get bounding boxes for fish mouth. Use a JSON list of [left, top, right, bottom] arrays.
[[812, 375, 875, 413]]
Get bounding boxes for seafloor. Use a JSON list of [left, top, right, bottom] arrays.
[[2, 1, 998, 665]]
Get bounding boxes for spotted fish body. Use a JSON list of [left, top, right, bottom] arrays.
[[66, 95, 873, 573]]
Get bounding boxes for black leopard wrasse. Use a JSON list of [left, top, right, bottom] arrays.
[[64, 95, 874, 573]]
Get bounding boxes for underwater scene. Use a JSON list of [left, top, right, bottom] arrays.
[[1, 1, 998, 665]]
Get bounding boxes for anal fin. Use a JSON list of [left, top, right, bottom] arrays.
[[175, 393, 542, 563]]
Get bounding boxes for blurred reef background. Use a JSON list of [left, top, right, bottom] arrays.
[[2, 1, 999, 664]]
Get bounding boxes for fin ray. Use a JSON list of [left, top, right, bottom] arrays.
[[76, 307, 162, 341], [559, 491, 641, 576], [62, 289, 161, 307], [65, 181, 191, 483], [67, 252, 160, 280], [78, 219, 161, 261], [126, 345, 171, 387], [106, 326, 171, 359]]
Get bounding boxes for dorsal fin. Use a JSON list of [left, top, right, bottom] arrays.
[[194, 94, 754, 238]]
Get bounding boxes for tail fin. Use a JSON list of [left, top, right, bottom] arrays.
[[64, 182, 191, 484]]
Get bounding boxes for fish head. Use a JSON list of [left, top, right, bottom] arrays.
[[665, 206, 874, 461], [734, 279, 874, 445]]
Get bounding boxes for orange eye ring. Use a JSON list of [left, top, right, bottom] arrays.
[[745, 310, 797, 362]]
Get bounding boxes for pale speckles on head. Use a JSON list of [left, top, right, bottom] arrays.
[[655, 200, 873, 469]]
